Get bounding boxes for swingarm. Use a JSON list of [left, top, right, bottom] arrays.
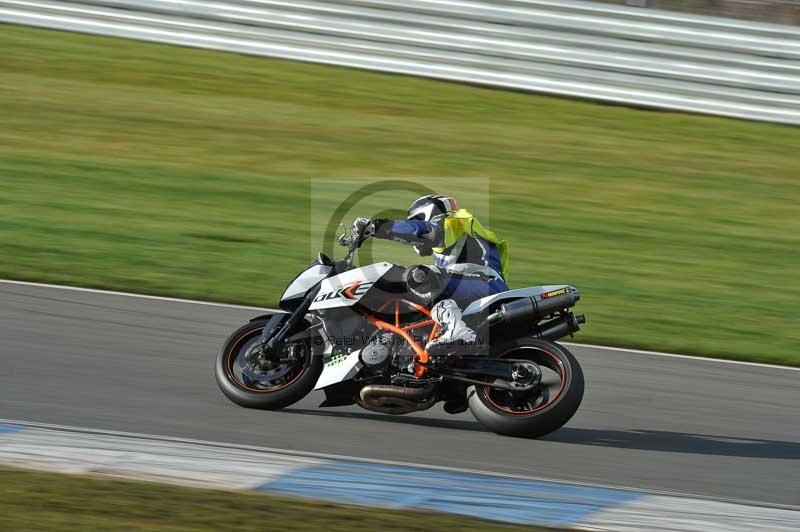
[[437, 357, 542, 391]]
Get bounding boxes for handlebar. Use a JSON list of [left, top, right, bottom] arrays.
[[337, 222, 368, 270]]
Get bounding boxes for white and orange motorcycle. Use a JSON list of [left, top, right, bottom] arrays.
[[215, 226, 585, 437]]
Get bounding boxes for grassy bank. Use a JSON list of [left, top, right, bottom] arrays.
[[0, 467, 545, 531], [0, 25, 798, 364]]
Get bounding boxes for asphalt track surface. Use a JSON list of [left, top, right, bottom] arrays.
[[1, 281, 798, 506]]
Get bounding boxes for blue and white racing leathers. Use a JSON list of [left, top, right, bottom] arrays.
[[373, 213, 509, 307]]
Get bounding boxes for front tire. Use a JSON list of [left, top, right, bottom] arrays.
[[468, 338, 584, 437], [214, 318, 322, 410]]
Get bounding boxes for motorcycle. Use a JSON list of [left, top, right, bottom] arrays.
[[215, 225, 585, 437]]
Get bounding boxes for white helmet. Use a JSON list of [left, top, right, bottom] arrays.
[[407, 194, 458, 222]]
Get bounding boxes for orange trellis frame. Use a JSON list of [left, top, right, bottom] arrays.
[[363, 299, 440, 377]]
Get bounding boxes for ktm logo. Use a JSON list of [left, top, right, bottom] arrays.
[[314, 281, 375, 303]]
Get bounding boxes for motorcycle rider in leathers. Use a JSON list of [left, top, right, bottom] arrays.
[[351, 194, 509, 352]]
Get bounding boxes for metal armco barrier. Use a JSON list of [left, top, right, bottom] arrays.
[[2, 0, 799, 124]]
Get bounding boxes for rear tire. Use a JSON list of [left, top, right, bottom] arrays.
[[468, 338, 583, 437], [214, 318, 322, 410]]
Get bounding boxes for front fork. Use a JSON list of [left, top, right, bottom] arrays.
[[257, 313, 291, 349], [259, 284, 320, 355]]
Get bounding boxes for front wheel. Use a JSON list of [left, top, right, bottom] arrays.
[[468, 338, 584, 437], [214, 318, 322, 410]]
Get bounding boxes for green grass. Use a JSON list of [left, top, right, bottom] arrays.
[[0, 467, 547, 531], [1, 25, 798, 364]]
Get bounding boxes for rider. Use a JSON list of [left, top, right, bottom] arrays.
[[352, 194, 509, 351]]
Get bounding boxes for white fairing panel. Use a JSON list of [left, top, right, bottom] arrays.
[[314, 349, 362, 390], [281, 264, 333, 301], [309, 262, 393, 310]]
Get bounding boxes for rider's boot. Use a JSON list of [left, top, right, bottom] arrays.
[[425, 299, 478, 356]]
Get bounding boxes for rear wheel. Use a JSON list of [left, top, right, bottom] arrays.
[[214, 318, 322, 409], [468, 338, 583, 437]]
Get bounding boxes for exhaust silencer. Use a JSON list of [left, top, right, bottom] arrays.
[[485, 289, 580, 331]]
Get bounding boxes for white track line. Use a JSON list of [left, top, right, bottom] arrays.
[[3, 418, 798, 512], [561, 342, 800, 371], [2, 278, 797, 371], [0, 278, 270, 311]]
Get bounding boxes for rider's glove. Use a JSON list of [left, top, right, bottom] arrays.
[[351, 217, 375, 246]]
